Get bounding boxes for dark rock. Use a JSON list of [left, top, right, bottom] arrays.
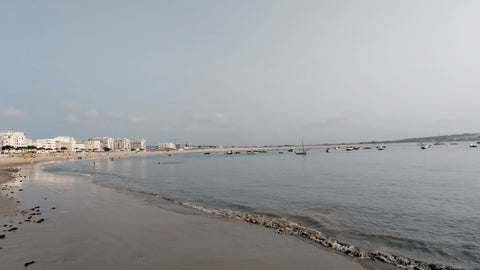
[[0, 234, 5, 239], [36, 219, 45, 224], [24, 261, 35, 267], [8, 227, 17, 232]]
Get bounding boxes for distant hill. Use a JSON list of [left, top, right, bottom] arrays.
[[363, 132, 480, 144]]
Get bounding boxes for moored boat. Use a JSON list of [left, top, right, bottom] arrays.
[[421, 144, 430, 150], [295, 140, 307, 155]]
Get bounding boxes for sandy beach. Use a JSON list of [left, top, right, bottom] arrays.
[[0, 153, 399, 270]]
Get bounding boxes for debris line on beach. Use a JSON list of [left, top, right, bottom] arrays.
[[155, 194, 463, 270]]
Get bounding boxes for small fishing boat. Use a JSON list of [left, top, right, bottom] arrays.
[[203, 152, 210, 155], [345, 147, 354, 151], [469, 144, 478, 148], [326, 147, 332, 153]]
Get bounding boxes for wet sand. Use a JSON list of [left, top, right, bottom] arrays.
[[0, 163, 373, 270], [0, 167, 18, 217]]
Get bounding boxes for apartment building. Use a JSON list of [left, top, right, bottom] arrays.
[[0, 130, 28, 148], [130, 139, 146, 151], [113, 138, 131, 151]]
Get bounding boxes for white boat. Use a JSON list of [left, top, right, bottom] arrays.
[[295, 140, 307, 155], [421, 144, 430, 149]]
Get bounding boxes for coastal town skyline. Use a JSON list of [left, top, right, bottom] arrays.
[[0, 129, 146, 152], [2, 1, 480, 146], [2, 128, 480, 151]]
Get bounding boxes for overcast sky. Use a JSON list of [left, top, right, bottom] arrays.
[[1, 0, 480, 146]]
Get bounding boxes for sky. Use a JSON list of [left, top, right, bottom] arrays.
[[1, 0, 480, 146]]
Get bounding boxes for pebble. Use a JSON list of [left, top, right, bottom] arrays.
[[24, 261, 35, 267], [36, 219, 45, 224]]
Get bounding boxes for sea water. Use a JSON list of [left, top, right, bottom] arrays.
[[45, 143, 480, 269]]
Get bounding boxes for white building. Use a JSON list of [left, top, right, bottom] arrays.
[[113, 138, 131, 151], [0, 130, 28, 148], [53, 136, 76, 151], [36, 138, 57, 150], [89, 137, 114, 150], [75, 140, 101, 151], [74, 142, 86, 151], [35, 136, 76, 151], [130, 139, 146, 151], [158, 142, 176, 150]]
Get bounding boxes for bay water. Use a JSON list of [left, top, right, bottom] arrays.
[[45, 143, 480, 269]]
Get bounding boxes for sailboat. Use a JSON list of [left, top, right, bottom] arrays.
[[295, 140, 307, 155]]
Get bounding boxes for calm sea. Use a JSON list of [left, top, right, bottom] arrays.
[[45, 143, 480, 269]]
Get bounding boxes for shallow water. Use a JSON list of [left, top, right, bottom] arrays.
[[46, 143, 480, 269]]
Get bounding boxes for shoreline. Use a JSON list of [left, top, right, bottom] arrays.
[[0, 156, 374, 269]]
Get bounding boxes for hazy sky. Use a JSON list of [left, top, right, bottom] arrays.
[[1, 0, 480, 146]]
